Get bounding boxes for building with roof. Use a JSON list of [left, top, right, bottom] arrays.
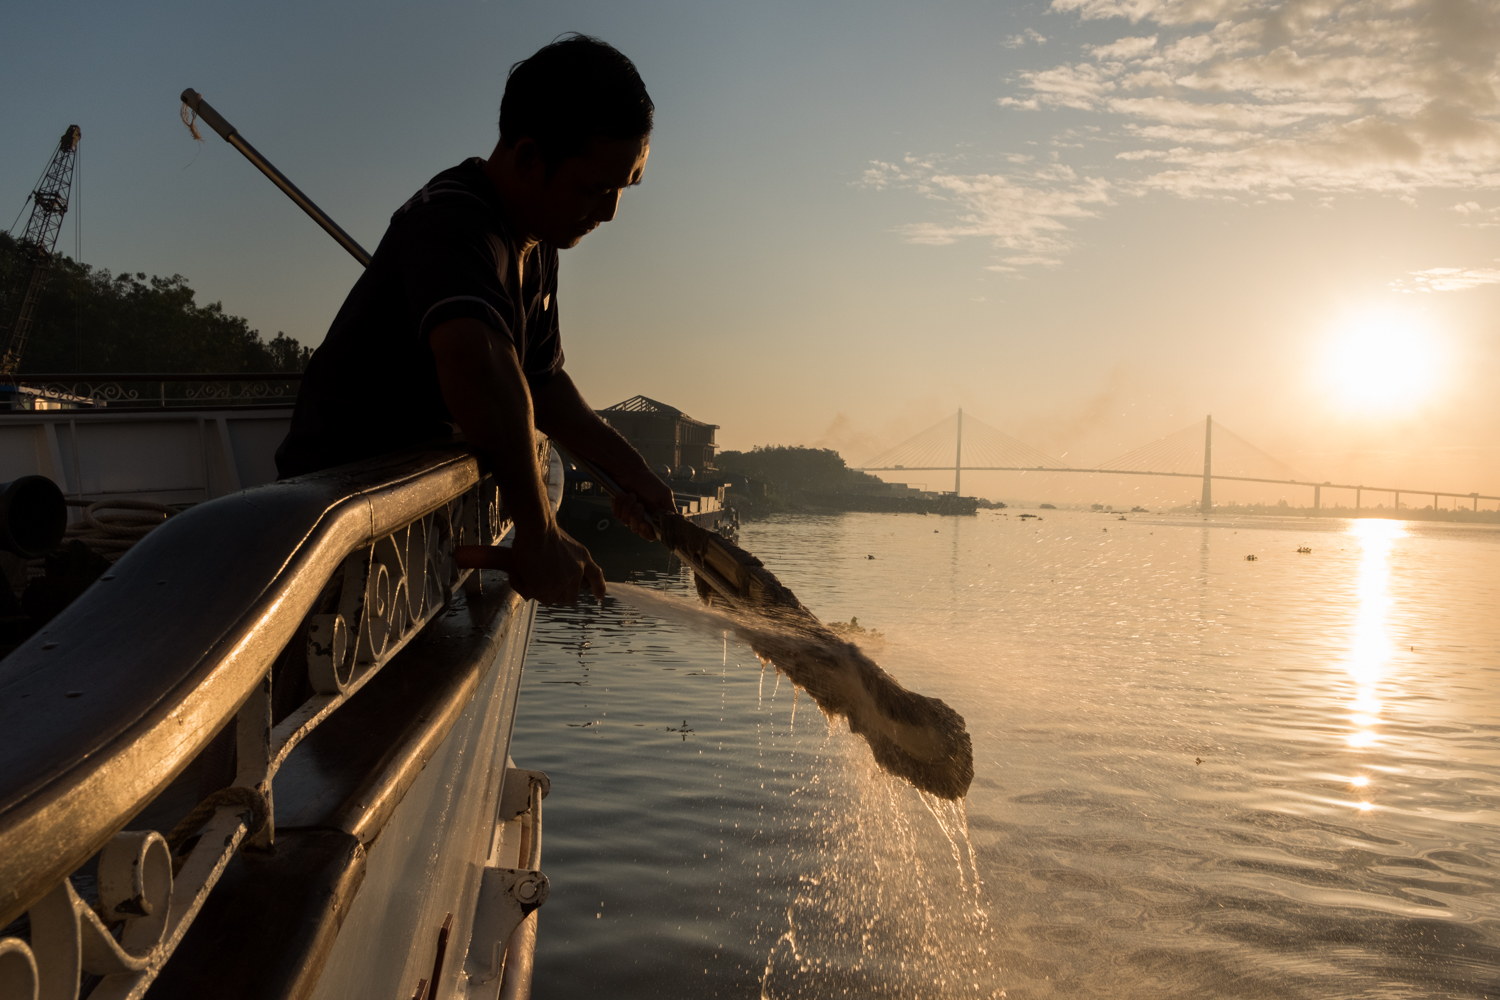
[[596, 395, 718, 474]]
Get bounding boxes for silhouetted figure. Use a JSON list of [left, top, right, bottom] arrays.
[[276, 35, 672, 604]]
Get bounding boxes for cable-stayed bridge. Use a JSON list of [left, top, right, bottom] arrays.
[[854, 411, 1499, 511]]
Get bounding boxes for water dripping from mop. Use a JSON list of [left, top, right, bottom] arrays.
[[607, 581, 973, 801]]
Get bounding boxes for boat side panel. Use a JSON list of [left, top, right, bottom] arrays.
[[271, 579, 525, 844], [0, 408, 295, 503], [141, 829, 366, 1000], [70, 419, 207, 498], [0, 422, 54, 486], [223, 415, 294, 494], [308, 599, 536, 1000]]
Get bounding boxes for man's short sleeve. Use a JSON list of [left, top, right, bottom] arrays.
[[398, 204, 517, 347]]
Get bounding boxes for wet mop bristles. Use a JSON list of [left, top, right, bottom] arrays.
[[614, 514, 974, 799]]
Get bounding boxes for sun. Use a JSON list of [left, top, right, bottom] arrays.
[[1320, 307, 1444, 415]]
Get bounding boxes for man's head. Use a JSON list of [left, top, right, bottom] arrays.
[[488, 35, 653, 248]]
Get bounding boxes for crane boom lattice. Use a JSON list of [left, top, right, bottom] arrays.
[[1, 125, 82, 375]]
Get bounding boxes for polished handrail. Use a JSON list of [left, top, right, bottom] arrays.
[[0, 438, 556, 999]]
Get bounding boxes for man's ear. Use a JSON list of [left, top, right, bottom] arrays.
[[510, 137, 544, 181]]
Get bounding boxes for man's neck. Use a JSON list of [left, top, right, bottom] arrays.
[[482, 146, 540, 256]]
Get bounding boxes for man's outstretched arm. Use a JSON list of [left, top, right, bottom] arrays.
[[429, 317, 605, 603], [531, 370, 675, 540]]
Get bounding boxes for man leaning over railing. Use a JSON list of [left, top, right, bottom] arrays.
[[274, 35, 672, 604]]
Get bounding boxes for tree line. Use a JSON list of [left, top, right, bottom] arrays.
[[0, 232, 310, 373], [716, 445, 884, 494]]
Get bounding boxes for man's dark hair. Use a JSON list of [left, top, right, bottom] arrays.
[[500, 35, 654, 167]]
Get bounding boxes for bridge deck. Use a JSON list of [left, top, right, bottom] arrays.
[[854, 466, 1499, 504]]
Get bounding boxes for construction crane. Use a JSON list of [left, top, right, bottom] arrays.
[[0, 125, 81, 375]]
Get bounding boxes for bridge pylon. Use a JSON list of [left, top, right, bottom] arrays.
[[954, 408, 963, 497], [1201, 415, 1213, 515]]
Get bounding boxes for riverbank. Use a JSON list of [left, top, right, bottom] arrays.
[[1188, 503, 1500, 524], [726, 487, 983, 518]]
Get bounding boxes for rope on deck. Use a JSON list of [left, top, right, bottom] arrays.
[[57, 498, 180, 561]]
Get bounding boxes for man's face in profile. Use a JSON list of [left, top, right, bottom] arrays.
[[529, 135, 649, 249]]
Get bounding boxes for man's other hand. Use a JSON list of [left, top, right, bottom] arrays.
[[507, 524, 606, 604], [611, 469, 675, 541]]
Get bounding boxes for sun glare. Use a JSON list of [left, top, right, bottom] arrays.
[[1321, 308, 1443, 414]]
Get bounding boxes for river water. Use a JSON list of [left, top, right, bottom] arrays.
[[510, 510, 1500, 998]]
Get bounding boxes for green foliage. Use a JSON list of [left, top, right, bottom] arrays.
[[716, 445, 883, 494], [0, 231, 310, 373]]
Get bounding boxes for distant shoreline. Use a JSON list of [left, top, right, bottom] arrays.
[[979, 502, 1500, 525], [1179, 506, 1500, 525]]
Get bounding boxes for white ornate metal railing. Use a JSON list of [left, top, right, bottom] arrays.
[[0, 373, 303, 411], [0, 439, 560, 1000]]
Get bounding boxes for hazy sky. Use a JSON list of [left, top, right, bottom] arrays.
[[5, 0, 1497, 505]]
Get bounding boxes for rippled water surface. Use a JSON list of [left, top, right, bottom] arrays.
[[511, 511, 1500, 998]]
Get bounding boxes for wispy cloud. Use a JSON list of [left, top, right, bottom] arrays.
[[1391, 265, 1500, 292], [1450, 201, 1500, 227], [863, 158, 1112, 267], [877, 0, 1500, 267], [1005, 28, 1049, 48]]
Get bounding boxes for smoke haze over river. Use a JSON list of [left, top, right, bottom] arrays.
[[512, 509, 1500, 997]]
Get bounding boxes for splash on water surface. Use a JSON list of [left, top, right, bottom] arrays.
[[514, 511, 1500, 998]]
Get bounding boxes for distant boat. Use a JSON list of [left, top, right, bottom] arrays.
[[559, 461, 738, 544], [560, 395, 738, 543]]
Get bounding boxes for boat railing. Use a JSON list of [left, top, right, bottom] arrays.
[[0, 438, 556, 999], [0, 372, 303, 411]]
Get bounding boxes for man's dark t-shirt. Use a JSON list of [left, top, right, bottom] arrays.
[[275, 158, 564, 478]]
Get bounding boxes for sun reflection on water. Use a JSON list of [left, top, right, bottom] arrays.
[[1342, 519, 1406, 805]]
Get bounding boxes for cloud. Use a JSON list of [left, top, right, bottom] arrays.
[[1391, 265, 1500, 292], [879, 0, 1500, 267], [1090, 35, 1159, 60], [864, 158, 1113, 264], [1005, 28, 1049, 47], [1450, 200, 1500, 226]]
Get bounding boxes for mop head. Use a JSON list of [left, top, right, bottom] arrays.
[[655, 513, 974, 800]]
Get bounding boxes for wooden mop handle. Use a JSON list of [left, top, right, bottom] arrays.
[[552, 448, 740, 601], [553, 445, 660, 532], [180, 88, 373, 268]]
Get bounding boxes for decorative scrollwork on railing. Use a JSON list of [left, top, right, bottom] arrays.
[[175, 380, 298, 403], [0, 449, 536, 1000], [1, 375, 303, 410], [0, 829, 181, 1000], [41, 381, 143, 406]]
